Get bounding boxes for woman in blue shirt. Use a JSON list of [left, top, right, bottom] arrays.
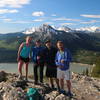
[[17, 36, 32, 80]]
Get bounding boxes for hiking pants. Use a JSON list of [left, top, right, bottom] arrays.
[[33, 63, 44, 83]]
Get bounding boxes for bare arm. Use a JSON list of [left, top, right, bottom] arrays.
[[17, 43, 24, 61]]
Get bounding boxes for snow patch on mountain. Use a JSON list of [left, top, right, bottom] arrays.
[[76, 26, 100, 33], [58, 26, 73, 32], [23, 24, 100, 34], [23, 24, 58, 34]]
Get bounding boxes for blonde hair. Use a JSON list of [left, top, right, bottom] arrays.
[[26, 36, 32, 41]]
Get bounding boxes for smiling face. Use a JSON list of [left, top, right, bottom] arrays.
[[45, 41, 51, 49], [35, 41, 41, 47], [57, 41, 64, 51], [26, 36, 32, 44]]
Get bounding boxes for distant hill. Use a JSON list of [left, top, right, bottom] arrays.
[[89, 32, 100, 39], [0, 24, 100, 64]]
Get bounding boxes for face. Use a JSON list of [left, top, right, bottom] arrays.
[[57, 42, 64, 50], [45, 42, 51, 48], [35, 41, 41, 47], [26, 37, 32, 44]]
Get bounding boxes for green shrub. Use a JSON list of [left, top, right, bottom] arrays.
[[91, 58, 100, 77]]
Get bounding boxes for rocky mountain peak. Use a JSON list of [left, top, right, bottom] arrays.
[[23, 24, 100, 35], [58, 26, 72, 32], [38, 24, 56, 33], [23, 24, 57, 34]]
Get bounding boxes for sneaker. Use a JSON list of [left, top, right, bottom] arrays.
[[18, 75, 23, 80], [25, 78, 28, 82], [59, 89, 66, 94]]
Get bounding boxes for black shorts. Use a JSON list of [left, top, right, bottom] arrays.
[[46, 65, 57, 78], [19, 56, 30, 63]]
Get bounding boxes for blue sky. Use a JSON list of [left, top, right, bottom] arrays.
[[0, 0, 100, 33]]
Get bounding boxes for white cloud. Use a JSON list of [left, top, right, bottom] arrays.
[[60, 23, 75, 26], [81, 20, 100, 24], [10, 20, 32, 24], [0, 9, 18, 14], [0, 0, 31, 8], [53, 17, 81, 21], [52, 18, 65, 21], [81, 14, 100, 18], [51, 14, 57, 17], [32, 11, 44, 17], [0, 16, 6, 18], [3, 18, 12, 21], [33, 19, 44, 22], [44, 22, 54, 24]]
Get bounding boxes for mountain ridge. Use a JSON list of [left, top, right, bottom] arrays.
[[0, 24, 100, 63], [23, 24, 100, 34]]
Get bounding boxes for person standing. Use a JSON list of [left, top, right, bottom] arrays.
[[17, 36, 32, 81], [55, 41, 72, 97], [44, 40, 60, 89], [32, 40, 44, 85]]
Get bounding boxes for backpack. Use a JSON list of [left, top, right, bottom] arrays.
[[12, 80, 28, 89], [27, 88, 43, 100]]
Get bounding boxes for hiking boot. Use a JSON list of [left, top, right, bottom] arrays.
[[67, 91, 73, 97], [56, 87, 60, 92], [34, 81, 39, 85], [51, 84, 55, 89], [40, 80, 43, 83], [39, 82, 44, 86]]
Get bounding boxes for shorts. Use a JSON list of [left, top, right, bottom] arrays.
[[57, 68, 71, 80], [19, 56, 30, 63], [46, 65, 57, 78]]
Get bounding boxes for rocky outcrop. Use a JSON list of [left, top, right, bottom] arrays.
[[0, 71, 100, 100], [0, 71, 7, 82], [71, 72, 100, 100]]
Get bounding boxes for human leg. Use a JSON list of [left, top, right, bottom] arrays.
[[53, 67, 60, 89], [39, 63, 44, 83], [55, 78, 60, 89], [18, 60, 24, 79], [46, 66, 57, 88], [66, 80, 71, 92], [57, 68, 64, 89], [34, 63, 38, 84], [49, 78, 54, 88], [24, 62, 29, 80], [64, 70, 73, 96], [59, 78, 64, 89]]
